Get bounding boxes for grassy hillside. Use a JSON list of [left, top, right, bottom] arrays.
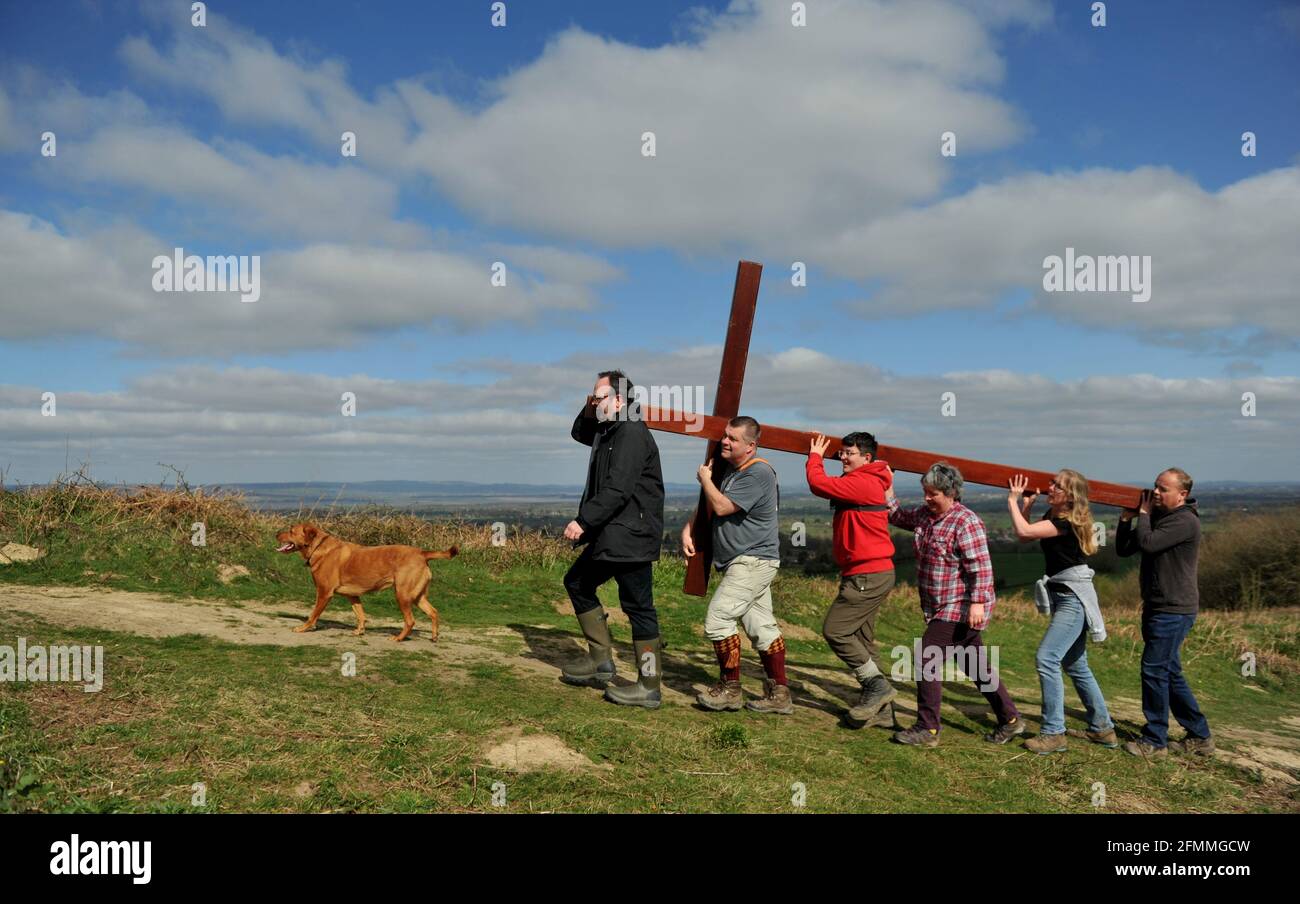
[[1, 476, 1297, 813]]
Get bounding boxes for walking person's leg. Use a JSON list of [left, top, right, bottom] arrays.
[[740, 561, 793, 714], [1167, 615, 1213, 754], [949, 621, 1021, 743], [698, 559, 756, 711], [821, 577, 872, 670], [1127, 611, 1179, 756], [1033, 591, 1083, 736], [1061, 623, 1115, 735], [1025, 590, 1085, 754], [603, 561, 663, 709], [894, 618, 950, 747], [823, 571, 897, 726], [560, 548, 618, 688]]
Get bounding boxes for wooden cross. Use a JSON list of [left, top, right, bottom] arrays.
[[643, 260, 1145, 597]]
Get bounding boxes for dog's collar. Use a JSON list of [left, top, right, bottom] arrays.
[[303, 532, 329, 566]]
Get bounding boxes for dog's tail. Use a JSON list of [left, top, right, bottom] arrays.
[[423, 546, 459, 560]]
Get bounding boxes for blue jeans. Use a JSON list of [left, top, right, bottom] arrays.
[[1035, 587, 1113, 735], [1140, 611, 1210, 747]]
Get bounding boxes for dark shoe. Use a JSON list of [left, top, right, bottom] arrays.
[[1025, 733, 1068, 755], [1172, 734, 1216, 757], [604, 637, 662, 709], [845, 676, 897, 727], [560, 608, 616, 688], [984, 718, 1026, 744], [745, 679, 793, 715], [1124, 739, 1168, 758], [892, 725, 940, 748], [865, 701, 897, 730], [697, 679, 744, 711]]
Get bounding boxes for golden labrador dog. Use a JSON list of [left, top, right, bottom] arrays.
[[275, 523, 458, 642]]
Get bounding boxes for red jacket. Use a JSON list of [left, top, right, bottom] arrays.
[[805, 455, 896, 576]]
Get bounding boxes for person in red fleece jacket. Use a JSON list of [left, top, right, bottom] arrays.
[[806, 431, 899, 728]]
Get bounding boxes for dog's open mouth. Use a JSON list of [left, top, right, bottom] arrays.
[[276, 542, 296, 553]]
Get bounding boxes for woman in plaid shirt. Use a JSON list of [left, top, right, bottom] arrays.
[[885, 462, 1023, 747]]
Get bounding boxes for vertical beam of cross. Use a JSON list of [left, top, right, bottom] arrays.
[[683, 261, 762, 597]]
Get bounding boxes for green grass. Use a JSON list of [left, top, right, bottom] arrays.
[[1, 484, 1297, 812], [2, 555, 1296, 812]]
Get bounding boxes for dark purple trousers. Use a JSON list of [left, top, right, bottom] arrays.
[[915, 617, 1019, 732]]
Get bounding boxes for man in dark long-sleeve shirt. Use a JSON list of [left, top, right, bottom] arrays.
[[559, 370, 666, 709], [1117, 467, 1213, 757]]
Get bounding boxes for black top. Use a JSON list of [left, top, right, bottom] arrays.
[[1116, 501, 1201, 615], [571, 407, 665, 563], [1040, 513, 1086, 576]]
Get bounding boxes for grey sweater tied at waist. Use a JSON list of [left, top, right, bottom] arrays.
[[1033, 564, 1106, 643]]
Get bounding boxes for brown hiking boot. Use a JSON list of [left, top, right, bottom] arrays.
[[1172, 735, 1216, 757], [845, 676, 897, 728], [865, 701, 897, 729], [984, 718, 1026, 744], [1123, 739, 1168, 758], [892, 725, 940, 748], [745, 679, 793, 715], [1086, 728, 1120, 748], [697, 679, 743, 711], [1067, 727, 1120, 748], [1025, 733, 1068, 755]]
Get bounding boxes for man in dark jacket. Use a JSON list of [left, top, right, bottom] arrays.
[[560, 370, 666, 709], [1117, 467, 1213, 758]]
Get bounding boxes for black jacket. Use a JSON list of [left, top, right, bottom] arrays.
[[572, 407, 664, 562], [1116, 500, 1201, 615]]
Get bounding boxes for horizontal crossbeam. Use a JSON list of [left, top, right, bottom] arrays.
[[643, 407, 1143, 509]]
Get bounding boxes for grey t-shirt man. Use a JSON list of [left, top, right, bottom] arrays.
[[712, 460, 780, 569]]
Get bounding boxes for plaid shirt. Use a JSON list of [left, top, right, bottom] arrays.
[[887, 498, 996, 623]]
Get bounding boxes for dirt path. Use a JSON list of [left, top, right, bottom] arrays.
[[2, 583, 1297, 786], [0, 583, 867, 705]]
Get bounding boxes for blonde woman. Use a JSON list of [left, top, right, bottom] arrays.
[[1008, 470, 1117, 754]]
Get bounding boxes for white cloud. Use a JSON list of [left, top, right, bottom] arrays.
[[118, 0, 1031, 252], [119, 4, 415, 170], [68, 124, 426, 245], [827, 166, 1300, 346], [2, 349, 1294, 485], [4, 0, 1294, 359], [0, 210, 618, 354]]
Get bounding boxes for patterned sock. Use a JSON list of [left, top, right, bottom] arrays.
[[713, 635, 742, 682], [759, 635, 787, 686]]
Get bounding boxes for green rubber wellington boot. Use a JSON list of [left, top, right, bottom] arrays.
[[560, 607, 617, 689], [604, 636, 662, 709]]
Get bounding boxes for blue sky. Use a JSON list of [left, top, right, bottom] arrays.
[[1, 0, 1298, 491]]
